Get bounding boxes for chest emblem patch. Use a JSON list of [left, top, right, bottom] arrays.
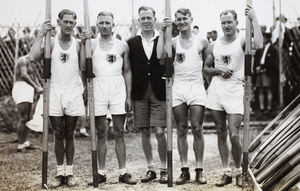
[[60, 52, 69, 63], [221, 55, 232, 65], [107, 54, 116, 64], [176, 53, 185, 64]]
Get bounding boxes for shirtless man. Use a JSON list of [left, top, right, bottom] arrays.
[[30, 9, 86, 188], [12, 55, 43, 152], [157, 8, 209, 185], [81, 11, 136, 185]]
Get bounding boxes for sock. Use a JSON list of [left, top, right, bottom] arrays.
[[24, 141, 30, 147], [98, 170, 106, 176], [233, 167, 242, 176], [147, 164, 155, 172], [56, 165, 65, 176], [223, 167, 232, 177], [195, 168, 203, 172], [119, 168, 127, 176], [65, 165, 74, 176]]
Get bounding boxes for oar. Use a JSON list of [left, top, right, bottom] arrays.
[[42, 0, 51, 189], [164, 0, 173, 187], [83, 0, 98, 187]]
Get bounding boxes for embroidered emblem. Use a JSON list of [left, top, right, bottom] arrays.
[[176, 53, 185, 63], [106, 54, 116, 64], [60, 52, 69, 63], [221, 55, 232, 65]]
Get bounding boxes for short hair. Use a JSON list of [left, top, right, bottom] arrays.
[[138, 6, 156, 16], [193, 26, 199, 30], [220, 9, 237, 21], [97, 11, 114, 20], [211, 30, 218, 34], [58, 9, 77, 20], [263, 32, 272, 39], [175, 8, 192, 18]]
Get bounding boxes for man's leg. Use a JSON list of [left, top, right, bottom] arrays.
[[211, 110, 232, 187], [95, 116, 108, 172], [112, 114, 137, 184], [63, 115, 78, 186], [228, 114, 243, 170], [93, 116, 108, 184], [189, 105, 205, 168], [258, 87, 265, 110], [173, 104, 190, 185], [64, 115, 78, 165], [154, 126, 167, 183], [266, 87, 273, 110], [50, 116, 65, 165], [16, 102, 31, 151], [189, 105, 207, 184], [49, 116, 66, 187], [140, 127, 157, 182]]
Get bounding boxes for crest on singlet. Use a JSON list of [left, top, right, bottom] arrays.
[[60, 52, 70, 63], [176, 53, 185, 64], [106, 54, 116, 64], [221, 55, 232, 65]]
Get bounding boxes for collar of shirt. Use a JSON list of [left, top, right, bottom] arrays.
[[137, 29, 160, 60]]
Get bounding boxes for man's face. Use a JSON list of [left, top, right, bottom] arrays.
[[58, 14, 76, 35], [97, 15, 114, 36], [220, 13, 238, 36], [175, 13, 193, 32], [138, 9, 156, 32]]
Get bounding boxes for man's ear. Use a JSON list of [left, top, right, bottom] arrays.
[[191, 17, 193, 23], [236, 20, 239, 26], [113, 23, 115, 27], [57, 19, 60, 25], [154, 17, 157, 22]]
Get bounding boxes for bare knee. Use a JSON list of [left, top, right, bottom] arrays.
[[155, 128, 166, 141]]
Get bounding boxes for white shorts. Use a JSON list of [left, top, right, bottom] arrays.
[[49, 83, 85, 117], [12, 81, 34, 104], [94, 76, 126, 116], [206, 76, 244, 115], [172, 80, 206, 108]]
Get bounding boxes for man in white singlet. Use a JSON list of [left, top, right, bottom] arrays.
[[30, 9, 86, 188], [203, 5, 263, 187], [157, 8, 209, 185], [81, 11, 136, 185]]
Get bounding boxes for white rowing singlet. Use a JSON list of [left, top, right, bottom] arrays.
[[92, 37, 123, 78], [51, 37, 81, 86], [213, 35, 245, 81], [173, 35, 204, 83]]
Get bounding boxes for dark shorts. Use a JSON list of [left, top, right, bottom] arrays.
[[256, 72, 272, 87], [133, 83, 166, 128]]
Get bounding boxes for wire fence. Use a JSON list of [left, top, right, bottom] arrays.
[[0, 21, 299, 106]]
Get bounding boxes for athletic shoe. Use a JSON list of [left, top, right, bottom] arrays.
[[216, 174, 232, 187], [141, 170, 156, 182], [159, 171, 168, 184], [195, 169, 207, 184], [66, 175, 76, 187], [119, 173, 137, 185], [52, 175, 65, 188], [176, 168, 190, 185]]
